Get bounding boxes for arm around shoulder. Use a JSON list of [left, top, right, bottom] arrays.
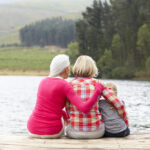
[[65, 82, 104, 113], [102, 87, 129, 127]]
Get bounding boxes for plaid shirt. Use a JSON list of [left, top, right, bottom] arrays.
[[66, 77, 129, 132], [66, 77, 103, 132]]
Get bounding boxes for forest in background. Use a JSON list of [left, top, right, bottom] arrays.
[[19, 0, 150, 79], [71, 0, 150, 79], [0, 0, 92, 36], [0, 0, 150, 79], [20, 18, 75, 48]]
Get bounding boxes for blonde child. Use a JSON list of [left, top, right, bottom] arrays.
[[99, 82, 130, 137]]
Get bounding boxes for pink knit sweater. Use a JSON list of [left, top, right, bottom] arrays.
[[27, 77, 103, 135]]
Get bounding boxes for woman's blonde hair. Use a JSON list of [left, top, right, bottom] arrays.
[[72, 55, 98, 77]]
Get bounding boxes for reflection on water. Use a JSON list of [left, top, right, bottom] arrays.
[[0, 76, 150, 133]]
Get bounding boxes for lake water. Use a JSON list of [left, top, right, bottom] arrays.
[[0, 76, 150, 134]]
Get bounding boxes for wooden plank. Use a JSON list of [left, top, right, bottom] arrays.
[[0, 133, 150, 150]]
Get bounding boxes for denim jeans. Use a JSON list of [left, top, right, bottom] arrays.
[[104, 127, 130, 137]]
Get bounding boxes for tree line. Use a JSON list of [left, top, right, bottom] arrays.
[[20, 17, 75, 48], [73, 0, 150, 79], [19, 0, 150, 79]]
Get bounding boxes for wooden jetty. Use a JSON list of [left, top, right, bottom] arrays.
[[0, 132, 150, 150]]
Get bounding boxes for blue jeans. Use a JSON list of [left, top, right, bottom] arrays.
[[104, 128, 130, 137]]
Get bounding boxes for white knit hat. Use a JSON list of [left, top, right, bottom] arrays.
[[50, 54, 70, 77]]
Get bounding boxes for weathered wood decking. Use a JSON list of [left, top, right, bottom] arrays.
[[0, 133, 150, 150]]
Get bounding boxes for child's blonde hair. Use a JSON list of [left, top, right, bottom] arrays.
[[105, 82, 117, 96], [72, 55, 98, 77]]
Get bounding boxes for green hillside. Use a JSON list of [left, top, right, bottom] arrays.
[[0, 5, 66, 36], [0, 46, 59, 71], [0, 0, 92, 36], [0, 0, 93, 45], [0, 30, 20, 45]]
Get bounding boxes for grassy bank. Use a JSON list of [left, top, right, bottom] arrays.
[[0, 30, 20, 45], [0, 46, 149, 80], [0, 46, 63, 74]]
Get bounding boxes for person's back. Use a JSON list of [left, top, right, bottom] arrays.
[[99, 100, 127, 133], [27, 77, 69, 135], [66, 77, 103, 132], [65, 55, 105, 139], [99, 82, 130, 137]]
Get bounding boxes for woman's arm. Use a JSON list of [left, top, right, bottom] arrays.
[[102, 87, 129, 127], [65, 83, 104, 114]]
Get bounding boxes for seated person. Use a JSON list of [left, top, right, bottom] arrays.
[[99, 82, 130, 137], [65, 56, 128, 139]]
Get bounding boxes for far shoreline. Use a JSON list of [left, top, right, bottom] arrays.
[[0, 70, 150, 81], [0, 70, 49, 76]]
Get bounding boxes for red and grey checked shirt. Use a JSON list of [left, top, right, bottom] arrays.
[[66, 77, 129, 132]]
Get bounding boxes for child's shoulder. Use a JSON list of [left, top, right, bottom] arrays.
[[99, 99, 111, 105]]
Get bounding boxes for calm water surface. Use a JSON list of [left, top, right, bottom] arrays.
[[0, 76, 150, 133]]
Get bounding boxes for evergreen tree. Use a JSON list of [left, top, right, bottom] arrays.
[[97, 49, 114, 78], [76, 0, 150, 78], [76, 0, 111, 61], [111, 34, 124, 67], [20, 17, 75, 48], [146, 57, 150, 75], [137, 24, 150, 68]]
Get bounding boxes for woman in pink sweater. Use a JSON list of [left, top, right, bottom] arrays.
[[27, 54, 104, 138]]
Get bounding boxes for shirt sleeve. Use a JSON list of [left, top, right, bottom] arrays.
[[65, 82, 104, 114], [102, 87, 129, 127]]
